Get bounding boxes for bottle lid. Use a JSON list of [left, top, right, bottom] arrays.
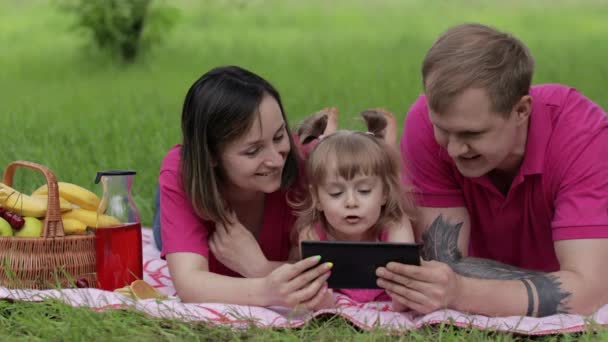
[[95, 170, 137, 184]]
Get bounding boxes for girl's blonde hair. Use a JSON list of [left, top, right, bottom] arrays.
[[292, 130, 417, 241]]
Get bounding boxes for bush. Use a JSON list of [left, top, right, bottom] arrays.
[[59, 0, 178, 62]]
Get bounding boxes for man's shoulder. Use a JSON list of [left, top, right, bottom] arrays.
[[532, 84, 606, 117], [403, 94, 432, 135], [533, 84, 608, 182], [407, 94, 429, 117], [530, 84, 572, 106], [532, 84, 607, 134]]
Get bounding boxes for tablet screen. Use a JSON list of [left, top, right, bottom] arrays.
[[301, 240, 421, 289]]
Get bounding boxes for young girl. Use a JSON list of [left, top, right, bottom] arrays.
[[293, 113, 417, 308], [159, 65, 333, 308]]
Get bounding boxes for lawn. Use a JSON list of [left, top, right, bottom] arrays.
[[1, 0, 608, 339]]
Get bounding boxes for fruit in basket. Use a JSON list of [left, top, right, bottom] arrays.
[[0, 206, 25, 229], [31, 194, 75, 211], [3, 211, 25, 230], [62, 209, 121, 228], [0, 217, 13, 236], [32, 182, 101, 211], [14, 217, 42, 237], [62, 218, 87, 235], [0, 183, 72, 217], [62, 208, 121, 229], [0, 183, 48, 217]]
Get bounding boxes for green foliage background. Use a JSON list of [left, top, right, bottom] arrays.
[[1, 0, 608, 339], [1, 0, 607, 228]]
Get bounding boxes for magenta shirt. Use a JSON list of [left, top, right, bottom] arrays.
[[159, 145, 295, 277], [401, 84, 608, 272]]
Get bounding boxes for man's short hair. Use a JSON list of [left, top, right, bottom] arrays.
[[422, 23, 535, 117]]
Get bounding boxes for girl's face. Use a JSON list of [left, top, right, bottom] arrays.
[[316, 168, 387, 241], [219, 95, 290, 196]]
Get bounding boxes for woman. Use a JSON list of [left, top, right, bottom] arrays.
[[158, 65, 333, 308]]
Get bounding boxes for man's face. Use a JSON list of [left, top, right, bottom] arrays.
[[429, 88, 525, 178]]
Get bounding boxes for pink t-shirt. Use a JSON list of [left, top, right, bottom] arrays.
[[401, 84, 608, 272], [159, 145, 295, 277], [313, 224, 390, 303]]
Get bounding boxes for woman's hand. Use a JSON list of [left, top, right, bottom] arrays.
[[262, 255, 333, 309], [209, 211, 270, 277]]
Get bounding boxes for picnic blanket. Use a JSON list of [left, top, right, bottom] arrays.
[[1, 227, 607, 335]]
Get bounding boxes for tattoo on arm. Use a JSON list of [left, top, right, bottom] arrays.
[[421, 215, 572, 316], [521, 279, 534, 316]]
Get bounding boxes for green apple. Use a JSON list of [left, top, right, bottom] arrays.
[[0, 217, 13, 237], [15, 217, 42, 238]]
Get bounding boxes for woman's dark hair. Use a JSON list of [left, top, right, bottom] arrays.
[[180, 65, 299, 224]]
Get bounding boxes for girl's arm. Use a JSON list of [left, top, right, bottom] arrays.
[[385, 217, 416, 243], [167, 252, 333, 307], [384, 217, 416, 312]]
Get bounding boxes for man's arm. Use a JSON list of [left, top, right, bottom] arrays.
[[411, 207, 607, 316]]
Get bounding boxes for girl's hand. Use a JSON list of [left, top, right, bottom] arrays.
[[386, 290, 409, 312], [312, 287, 335, 310], [210, 211, 269, 277], [263, 255, 333, 309]]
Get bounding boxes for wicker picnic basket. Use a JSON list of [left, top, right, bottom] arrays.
[[0, 161, 96, 289]]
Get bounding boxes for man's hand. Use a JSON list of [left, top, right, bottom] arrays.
[[209, 211, 270, 277], [377, 260, 464, 314]]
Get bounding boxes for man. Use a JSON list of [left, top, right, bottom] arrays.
[[376, 23, 608, 317]]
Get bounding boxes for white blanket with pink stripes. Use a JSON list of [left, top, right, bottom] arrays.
[[0, 228, 606, 335]]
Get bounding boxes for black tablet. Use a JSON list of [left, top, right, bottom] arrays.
[[300, 240, 421, 289]]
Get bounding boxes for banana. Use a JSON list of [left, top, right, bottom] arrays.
[[62, 208, 121, 229], [32, 182, 101, 211], [31, 194, 76, 212], [62, 218, 88, 235], [0, 183, 47, 217]]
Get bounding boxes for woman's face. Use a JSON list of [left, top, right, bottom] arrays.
[[218, 95, 291, 195]]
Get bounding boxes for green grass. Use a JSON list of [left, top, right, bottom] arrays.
[[1, 0, 608, 339], [0, 299, 603, 341]]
